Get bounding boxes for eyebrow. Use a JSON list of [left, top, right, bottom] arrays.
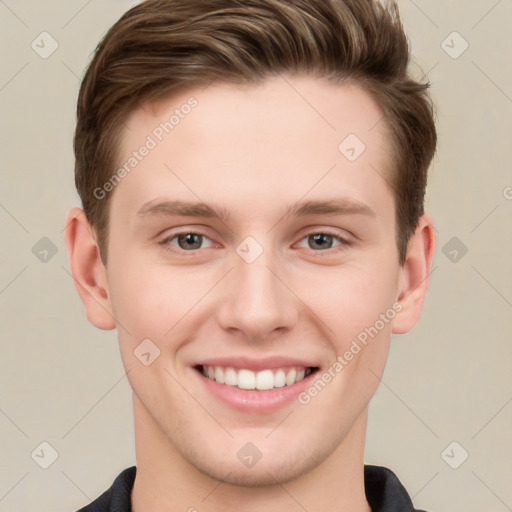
[[137, 200, 231, 221], [284, 198, 375, 219], [136, 198, 375, 221]]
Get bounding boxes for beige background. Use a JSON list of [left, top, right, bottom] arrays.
[[1, 1, 511, 511]]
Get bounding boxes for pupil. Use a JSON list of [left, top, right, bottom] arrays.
[[179, 233, 202, 250], [310, 233, 332, 250]]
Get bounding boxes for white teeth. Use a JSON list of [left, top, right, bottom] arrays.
[[201, 365, 312, 390], [285, 368, 297, 386], [214, 366, 225, 384], [224, 367, 237, 386], [274, 369, 286, 388], [238, 369, 256, 390], [255, 369, 274, 390]]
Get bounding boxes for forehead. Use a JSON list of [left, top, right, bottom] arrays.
[[113, 75, 394, 224]]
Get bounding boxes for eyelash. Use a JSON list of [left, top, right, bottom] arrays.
[[159, 230, 352, 256]]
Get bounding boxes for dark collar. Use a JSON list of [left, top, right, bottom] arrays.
[[364, 465, 427, 512], [76, 464, 427, 512]]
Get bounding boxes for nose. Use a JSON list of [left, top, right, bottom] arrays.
[[215, 245, 299, 343]]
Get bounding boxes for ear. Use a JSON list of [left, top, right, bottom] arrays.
[[64, 207, 116, 330], [392, 215, 435, 334]]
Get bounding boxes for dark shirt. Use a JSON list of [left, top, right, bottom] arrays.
[[76, 464, 427, 512]]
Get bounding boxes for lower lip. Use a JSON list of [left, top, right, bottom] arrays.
[[194, 368, 317, 413]]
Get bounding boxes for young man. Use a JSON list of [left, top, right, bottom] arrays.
[[65, 0, 436, 510]]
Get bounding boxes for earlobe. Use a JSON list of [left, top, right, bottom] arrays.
[[64, 207, 116, 330], [392, 215, 435, 334]]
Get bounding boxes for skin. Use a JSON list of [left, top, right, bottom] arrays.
[[65, 75, 435, 512]]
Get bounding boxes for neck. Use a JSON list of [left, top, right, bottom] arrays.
[[131, 394, 372, 512]]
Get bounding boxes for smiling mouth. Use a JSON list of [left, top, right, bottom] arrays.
[[195, 365, 319, 391]]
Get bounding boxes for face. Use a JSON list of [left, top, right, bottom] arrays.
[[93, 75, 408, 485]]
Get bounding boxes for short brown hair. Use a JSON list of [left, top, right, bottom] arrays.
[[74, 0, 437, 265]]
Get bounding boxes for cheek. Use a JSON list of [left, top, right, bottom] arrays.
[[107, 254, 182, 341], [298, 266, 397, 418], [297, 259, 399, 346]]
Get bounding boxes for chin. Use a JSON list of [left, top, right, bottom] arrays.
[[186, 443, 325, 489], [198, 460, 302, 488]]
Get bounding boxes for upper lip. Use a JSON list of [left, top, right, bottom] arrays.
[[193, 356, 320, 372]]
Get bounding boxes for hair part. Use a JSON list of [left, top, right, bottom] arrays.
[[74, 0, 437, 265]]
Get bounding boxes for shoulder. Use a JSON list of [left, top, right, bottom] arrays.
[[364, 464, 429, 512], [75, 466, 136, 512]]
